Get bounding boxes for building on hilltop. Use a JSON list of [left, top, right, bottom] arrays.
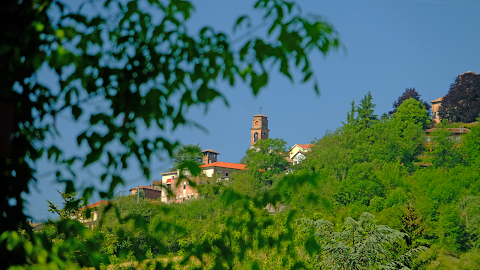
[[202, 149, 219, 164], [130, 185, 162, 200], [431, 96, 444, 124], [155, 151, 246, 204], [250, 114, 269, 149], [200, 161, 246, 180], [76, 200, 110, 229], [289, 144, 313, 165], [425, 127, 471, 147]]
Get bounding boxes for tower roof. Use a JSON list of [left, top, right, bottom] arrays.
[[431, 96, 444, 103], [253, 114, 267, 117], [201, 149, 220, 154]]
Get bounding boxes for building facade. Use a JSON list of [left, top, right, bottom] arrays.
[[289, 144, 313, 165], [431, 96, 443, 124], [130, 185, 162, 200]]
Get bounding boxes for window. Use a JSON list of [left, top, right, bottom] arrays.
[[254, 132, 258, 142], [226, 172, 229, 177], [183, 181, 186, 189], [218, 171, 222, 175], [187, 194, 190, 199]]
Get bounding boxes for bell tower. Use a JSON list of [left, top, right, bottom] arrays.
[[250, 114, 269, 149]]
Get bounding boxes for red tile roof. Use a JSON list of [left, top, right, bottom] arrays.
[[200, 161, 246, 170], [79, 200, 110, 210], [296, 144, 313, 149]]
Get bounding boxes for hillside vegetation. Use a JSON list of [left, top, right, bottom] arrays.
[[39, 96, 480, 269]]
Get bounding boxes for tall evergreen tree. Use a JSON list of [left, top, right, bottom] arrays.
[[342, 99, 357, 130], [356, 91, 378, 130]]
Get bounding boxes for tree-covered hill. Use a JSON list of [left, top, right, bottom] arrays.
[[39, 95, 480, 269]]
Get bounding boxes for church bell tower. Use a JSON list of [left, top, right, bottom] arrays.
[[250, 114, 269, 149]]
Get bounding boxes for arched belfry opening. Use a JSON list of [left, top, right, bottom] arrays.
[[250, 114, 269, 149]]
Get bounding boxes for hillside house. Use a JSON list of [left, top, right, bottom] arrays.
[[129, 185, 162, 200], [76, 200, 110, 229], [289, 144, 313, 165], [425, 127, 471, 152], [155, 158, 246, 203]]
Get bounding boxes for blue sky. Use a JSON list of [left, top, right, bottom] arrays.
[[25, 0, 480, 221]]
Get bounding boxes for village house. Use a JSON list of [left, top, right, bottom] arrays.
[[28, 220, 43, 231], [154, 158, 246, 204], [424, 127, 471, 152], [129, 185, 162, 200], [289, 144, 313, 165], [76, 200, 110, 229]]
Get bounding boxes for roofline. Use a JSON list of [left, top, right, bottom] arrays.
[[430, 96, 444, 103], [289, 144, 312, 151], [201, 149, 220, 154], [160, 171, 178, 175], [199, 162, 246, 170]]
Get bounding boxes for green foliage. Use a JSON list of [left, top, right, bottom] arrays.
[[460, 119, 480, 166], [300, 212, 428, 269], [391, 98, 430, 130], [430, 120, 463, 168], [2, 0, 341, 268], [169, 144, 202, 171], [3, 0, 480, 267], [342, 92, 378, 132], [245, 138, 290, 186], [400, 203, 426, 247], [47, 190, 84, 220], [356, 91, 378, 130]]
